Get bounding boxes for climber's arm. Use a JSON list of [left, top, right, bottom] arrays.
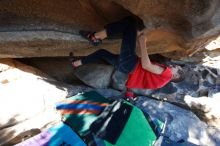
[[138, 33, 164, 74]]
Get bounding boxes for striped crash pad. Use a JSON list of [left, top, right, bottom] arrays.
[[56, 91, 112, 135]]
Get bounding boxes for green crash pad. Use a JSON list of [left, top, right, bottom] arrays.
[[104, 102, 157, 146]]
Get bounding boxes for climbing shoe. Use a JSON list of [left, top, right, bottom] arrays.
[[124, 91, 137, 102], [69, 52, 77, 69], [79, 30, 102, 46]]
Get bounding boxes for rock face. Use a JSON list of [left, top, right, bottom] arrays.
[[114, 0, 220, 35], [0, 0, 118, 30], [113, 0, 220, 61], [0, 0, 219, 60], [135, 97, 220, 146], [0, 31, 121, 58]]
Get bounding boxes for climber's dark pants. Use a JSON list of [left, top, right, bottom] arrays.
[[81, 16, 144, 74]]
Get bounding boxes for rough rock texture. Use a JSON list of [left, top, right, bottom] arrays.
[[135, 97, 220, 146], [0, 0, 113, 30], [115, 0, 220, 61], [0, 0, 219, 60], [114, 0, 220, 37], [113, 0, 220, 60], [0, 31, 121, 58]]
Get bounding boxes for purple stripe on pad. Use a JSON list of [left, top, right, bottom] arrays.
[[15, 131, 53, 146]]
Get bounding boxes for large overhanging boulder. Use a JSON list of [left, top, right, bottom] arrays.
[[113, 0, 220, 35], [0, 0, 219, 60], [113, 0, 220, 60]]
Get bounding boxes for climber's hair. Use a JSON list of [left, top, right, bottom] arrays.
[[170, 65, 185, 83]]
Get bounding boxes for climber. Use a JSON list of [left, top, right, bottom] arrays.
[[70, 16, 184, 100]]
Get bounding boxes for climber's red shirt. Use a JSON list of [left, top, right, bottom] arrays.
[[126, 60, 172, 89]]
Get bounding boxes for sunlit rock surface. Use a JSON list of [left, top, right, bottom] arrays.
[[0, 59, 91, 145], [135, 97, 220, 146]]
